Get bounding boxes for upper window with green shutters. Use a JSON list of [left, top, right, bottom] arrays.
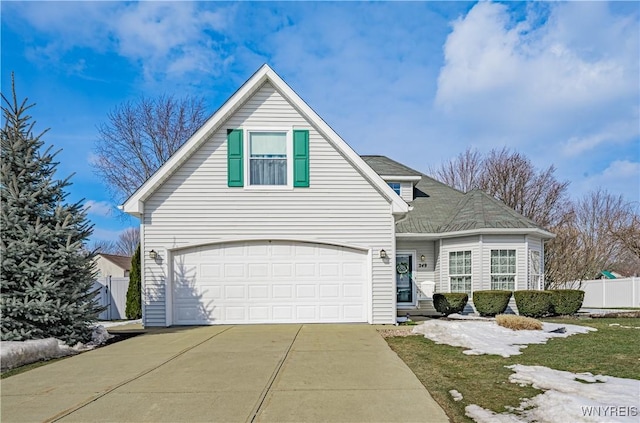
[[227, 128, 310, 189]]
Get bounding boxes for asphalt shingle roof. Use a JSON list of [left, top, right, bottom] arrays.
[[361, 155, 422, 177], [98, 253, 132, 271], [362, 155, 546, 234]]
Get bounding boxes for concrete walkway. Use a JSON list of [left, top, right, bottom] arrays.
[[1, 324, 449, 422]]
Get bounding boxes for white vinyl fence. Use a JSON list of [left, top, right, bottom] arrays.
[[92, 276, 130, 320], [572, 277, 640, 309]]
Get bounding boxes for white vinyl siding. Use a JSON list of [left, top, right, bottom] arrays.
[[142, 82, 395, 326], [400, 182, 413, 202]]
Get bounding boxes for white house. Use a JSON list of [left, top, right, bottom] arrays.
[[94, 253, 131, 278], [122, 65, 553, 327]]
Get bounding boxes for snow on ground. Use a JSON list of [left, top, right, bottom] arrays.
[[412, 319, 595, 357], [0, 322, 135, 371], [97, 319, 142, 328], [466, 365, 640, 423], [449, 389, 464, 401]]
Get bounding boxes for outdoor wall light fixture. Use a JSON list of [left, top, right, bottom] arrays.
[[420, 254, 426, 262], [379, 249, 387, 259], [149, 250, 158, 260]]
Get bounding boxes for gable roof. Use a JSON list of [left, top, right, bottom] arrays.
[[122, 65, 409, 216], [97, 253, 131, 271], [363, 156, 554, 239]]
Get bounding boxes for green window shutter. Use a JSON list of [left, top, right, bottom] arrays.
[[227, 129, 243, 187], [293, 130, 309, 187]]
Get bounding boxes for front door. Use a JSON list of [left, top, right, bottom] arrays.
[[396, 252, 414, 305]]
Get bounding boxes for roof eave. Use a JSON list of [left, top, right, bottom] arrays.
[[396, 227, 555, 240]]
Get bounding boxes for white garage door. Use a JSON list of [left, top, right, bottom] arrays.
[[172, 241, 369, 324]]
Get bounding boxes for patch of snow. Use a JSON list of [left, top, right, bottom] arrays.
[[466, 365, 640, 423], [447, 313, 493, 321], [0, 338, 76, 371], [412, 319, 595, 357], [449, 389, 464, 401], [466, 404, 524, 422], [97, 319, 141, 328], [0, 324, 117, 371]]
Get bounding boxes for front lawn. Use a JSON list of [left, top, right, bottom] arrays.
[[385, 317, 640, 423]]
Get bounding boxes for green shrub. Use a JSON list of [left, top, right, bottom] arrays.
[[433, 293, 469, 316], [473, 290, 512, 316], [514, 290, 553, 318], [125, 245, 142, 319], [549, 290, 585, 316]]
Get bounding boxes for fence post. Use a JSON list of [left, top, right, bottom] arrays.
[[601, 278, 606, 308]]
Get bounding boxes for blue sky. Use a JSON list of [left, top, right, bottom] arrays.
[[2, 1, 639, 244]]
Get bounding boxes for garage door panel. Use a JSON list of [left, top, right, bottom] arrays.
[[224, 285, 245, 299], [173, 241, 368, 324], [273, 285, 293, 298], [272, 263, 293, 277], [249, 285, 269, 299], [343, 284, 363, 297], [224, 263, 245, 277], [320, 284, 340, 298], [296, 306, 317, 320], [296, 285, 316, 298]]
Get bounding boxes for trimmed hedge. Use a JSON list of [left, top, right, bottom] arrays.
[[549, 290, 585, 316], [473, 290, 512, 316], [433, 293, 469, 316], [514, 290, 553, 318]]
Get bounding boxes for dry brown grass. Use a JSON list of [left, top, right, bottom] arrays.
[[496, 314, 543, 330]]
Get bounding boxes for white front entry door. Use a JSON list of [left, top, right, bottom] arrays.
[[172, 241, 369, 325]]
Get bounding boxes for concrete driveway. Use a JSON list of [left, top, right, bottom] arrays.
[[1, 324, 449, 422]]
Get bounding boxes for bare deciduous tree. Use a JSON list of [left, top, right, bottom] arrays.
[[429, 147, 483, 193], [93, 95, 208, 203], [90, 227, 139, 257], [480, 148, 570, 228], [114, 227, 139, 257], [430, 147, 570, 228], [545, 189, 640, 287]]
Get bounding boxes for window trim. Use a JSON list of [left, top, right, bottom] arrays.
[[387, 182, 401, 195], [490, 249, 517, 291], [448, 250, 472, 295], [244, 127, 294, 190]]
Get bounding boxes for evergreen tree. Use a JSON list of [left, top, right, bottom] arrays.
[[1, 76, 102, 345], [125, 245, 142, 319]]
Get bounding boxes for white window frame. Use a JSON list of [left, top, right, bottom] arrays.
[[490, 249, 516, 290], [449, 250, 472, 295], [244, 127, 293, 189]]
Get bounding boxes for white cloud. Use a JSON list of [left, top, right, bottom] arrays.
[[599, 160, 640, 180], [579, 160, 640, 204], [435, 2, 639, 153], [84, 200, 113, 217], [5, 2, 234, 82]]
